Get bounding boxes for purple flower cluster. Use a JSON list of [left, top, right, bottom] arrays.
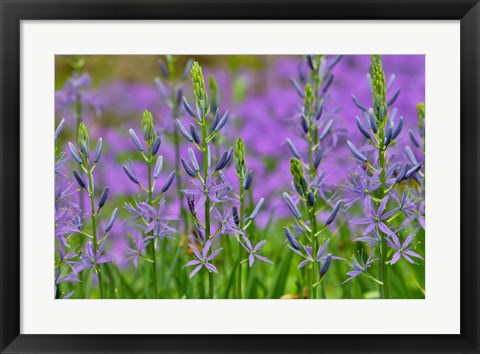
[[342, 56, 424, 296], [55, 117, 118, 299], [177, 61, 272, 298], [282, 55, 344, 299]]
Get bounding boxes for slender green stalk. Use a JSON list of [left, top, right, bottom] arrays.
[[75, 92, 86, 226], [208, 271, 214, 298], [306, 87, 318, 300], [201, 117, 213, 299], [147, 147, 159, 298], [238, 178, 245, 298], [377, 126, 390, 299], [86, 161, 104, 298]]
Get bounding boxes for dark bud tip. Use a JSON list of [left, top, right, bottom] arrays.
[[73, 170, 86, 189]]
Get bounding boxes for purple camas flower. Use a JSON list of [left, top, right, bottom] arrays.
[[182, 173, 230, 212], [240, 236, 272, 267], [342, 249, 379, 284], [212, 206, 243, 237], [387, 232, 423, 265], [354, 228, 381, 246], [351, 196, 397, 237], [342, 169, 381, 208], [288, 239, 341, 269], [183, 240, 223, 278], [55, 207, 82, 248], [77, 241, 113, 272], [125, 233, 149, 268], [137, 201, 177, 239]]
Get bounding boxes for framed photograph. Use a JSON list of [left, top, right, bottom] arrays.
[[1, 0, 479, 353]]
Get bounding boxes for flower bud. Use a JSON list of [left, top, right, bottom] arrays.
[[141, 110, 156, 146], [182, 59, 193, 81], [232, 206, 240, 226], [326, 201, 342, 225], [181, 158, 196, 177], [395, 164, 408, 184], [319, 119, 333, 141], [190, 61, 208, 113], [290, 158, 307, 197], [322, 74, 334, 94], [186, 194, 196, 216], [320, 253, 332, 279], [214, 110, 229, 132], [356, 116, 371, 140], [105, 208, 119, 232], [286, 139, 301, 159], [175, 119, 193, 142], [122, 164, 139, 184], [347, 141, 368, 163], [314, 149, 323, 169], [128, 129, 143, 152], [352, 94, 367, 112], [303, 83, 314, 113], [328, 55, 343, 69], [284, 227, 301, 251], [300, 115, 309, 133], [368, 108, 378, 133], [73, 170, 86, 189], [153, 156, 163, 180], [315, 101, 324, 121], [55, 119, 65, 141], [306, 55, 316, 71], [307, 192, 315, 207], [249, 198, 264, 220], [68, 142, 83, 164], [161, 171, 176, 193], [211, 109, 221, 132], [289, 78, 304, 99], [77, 122, 90, 156], [188, 147, 200, 171], [234, 137, 246, 175], [182, 97, 196, 118], [388, 88, 401, 106], [409, 130, 420, 148], [215, 148, 231, 171], [392, 116, 404, 140], [384, 123, 393, 147], [194, 222, 205, 243], [243, 171, 253, 191], [98, 187, 109, 210], [94, 138, 103, 163], [151, 136, 161, 156], [189, 124, 201, 145], [405, 146, 418, 165], [283, 192, 302, 219], [405, 163, 422, 179]]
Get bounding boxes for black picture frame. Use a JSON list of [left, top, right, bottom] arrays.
[[1, 0, 479, 353]]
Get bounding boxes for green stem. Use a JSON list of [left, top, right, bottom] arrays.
[[377, 128, 390, 299], [307, 98, 318, 300], [75, 92, 86, 228], [209, 271, 214, 298], [147, 150, 159, 298], [86, 162, 103, 299], [201, 117, 212, 299], [238, 177, 245, 299]]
